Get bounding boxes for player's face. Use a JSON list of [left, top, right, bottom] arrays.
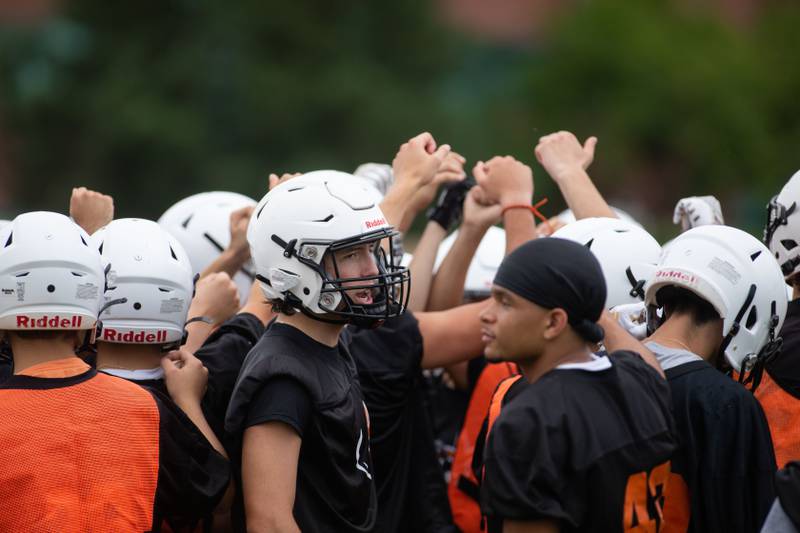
[[325, 242, 381, 306], [480, 285, 550, 362]]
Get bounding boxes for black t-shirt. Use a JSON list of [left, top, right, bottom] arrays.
[[348, 312, 455, 533], [482, 352, 676, 533], [226, 321, 376, 533], [244, 376, 312, 436], [766, 299, 800, 399], [665, 359, 777, 533], [195, 312, 265, 440]]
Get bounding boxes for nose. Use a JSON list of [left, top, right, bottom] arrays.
[[479, 301, 495, 324], [362, 252, 380, 278]]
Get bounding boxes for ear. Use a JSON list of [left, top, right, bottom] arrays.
[[543, 308, 569, 340]]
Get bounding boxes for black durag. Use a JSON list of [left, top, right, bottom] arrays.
[[493, 237, 607, 343]]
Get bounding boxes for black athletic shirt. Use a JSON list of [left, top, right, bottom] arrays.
[[664, 358, 777, 533], [225, 321, 376, 533], [766, 299, 800, 399], [482, 351, 677, 533], [195, 312, 265, 440], [348, 312, 455, 533]]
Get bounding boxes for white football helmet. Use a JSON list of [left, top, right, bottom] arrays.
[[765, 170, 800, 281], [433, 226, 505, 300], [557, 206, 642, 228], [645, 225, 787, 373], [0, 212, 105, 331], [158, 191, 256, 305], [552, 217, 662, 309], [248, 171, 409, 327], [91, 219, 194, 346]]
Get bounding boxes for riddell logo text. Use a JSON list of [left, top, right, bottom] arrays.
[[655, 270, 697, 285], [102, 328, 168, 343], [365, 218, 387, 229], [16, 315, 83, 328]]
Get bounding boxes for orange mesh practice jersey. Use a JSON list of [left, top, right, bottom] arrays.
[[755, 371, 800, 468], [0, 368, 160, 532], [448, 363, 519, 533]]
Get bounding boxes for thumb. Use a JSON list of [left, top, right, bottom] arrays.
[[582, 137, 597, 164], [432, 144, 451, 164], [161, 355, 178, 375]]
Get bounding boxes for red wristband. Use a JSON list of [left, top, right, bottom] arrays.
[[502, 197, 550, 224]]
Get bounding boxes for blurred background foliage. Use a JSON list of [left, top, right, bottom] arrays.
[[1, 0, 799, 239]]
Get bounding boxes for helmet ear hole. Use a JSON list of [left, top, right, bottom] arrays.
[[781, 239, 798, 251]]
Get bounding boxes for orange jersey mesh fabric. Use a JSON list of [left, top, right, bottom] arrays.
[[755, 372, 800, 468], [448, 363, 518, 533], [0, 371, 160, 532]]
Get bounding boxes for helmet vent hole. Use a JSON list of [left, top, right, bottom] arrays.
[[181, 215, 193, 229], [15, 272, 29, 278], [585, 238, 594, 250], [313, 214, 334, 223], [98, 242, 104, 254], [47, 285, 55, 293], [4, 232, 12, 247], [169, 246, 178, 261], [71, 272, 85, 277], [303, 287, 310, 295], [256, 202, 267, 219], [745, 307, 758, 330], [781, 239, 798, 251], [133, 302, 142, 310], [750, 250, 762, 261], [159, 287, 171, 293], [80, 235, 87, 246]]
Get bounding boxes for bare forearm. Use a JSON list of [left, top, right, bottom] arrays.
[[184, 322, 214, 354], [407, 222, 447, 312], [554, 168, 616, 220], [201, 248, 249, 280], [427, 225, 486, 311], [503, 209, 537, 255], [174, 398, 229, 458]]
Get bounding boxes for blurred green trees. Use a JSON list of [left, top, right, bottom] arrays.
[[1, 0, 799, 235]]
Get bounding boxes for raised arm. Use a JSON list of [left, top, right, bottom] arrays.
[[427, 186, 502, 311], [473, 156, 536, 254], [534, 131, 616, 220], [380, 132, 451, 232], [69, 187, 114, 234]]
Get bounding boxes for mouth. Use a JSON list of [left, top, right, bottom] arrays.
[[480, 328, 495, 344], [352, 289, 374, 305]]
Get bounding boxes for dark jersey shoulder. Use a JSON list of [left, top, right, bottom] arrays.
[[226, 321, 376, 533], [195, 312, 265, 440], [482, 352, 676, 533], [766, 299, 800, 399], [665, 359, 777, 533]]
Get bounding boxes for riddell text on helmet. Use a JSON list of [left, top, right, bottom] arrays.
[[655, 269, 698, 285], [364, 218, 387, 229], [16, 315, 83, 328], [102, 328, 168, 343]]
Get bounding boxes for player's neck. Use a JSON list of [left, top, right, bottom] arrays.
[[277, 312, 343, 348], [96, 342, 164, 372], [9, 335, 81, 373], [649, 313, 722, 361], [519, 337, 593, 383]]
